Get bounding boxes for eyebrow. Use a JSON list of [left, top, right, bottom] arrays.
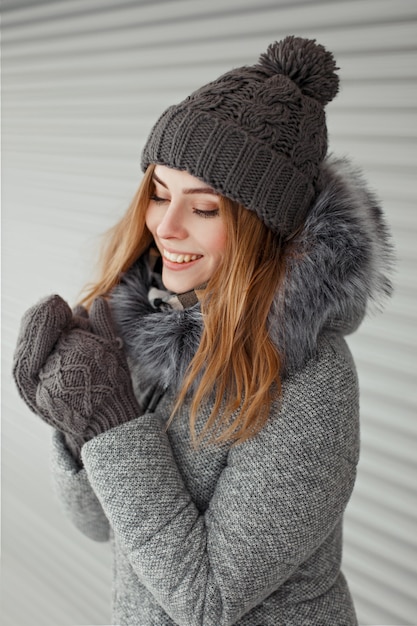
[[152, 172, 218, 196]]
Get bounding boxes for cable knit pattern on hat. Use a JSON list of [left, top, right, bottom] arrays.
[[142, 36, 339, 235]]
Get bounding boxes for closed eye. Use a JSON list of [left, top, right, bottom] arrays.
[[193, 208, 220, 218], [150, 194, 169, 204]]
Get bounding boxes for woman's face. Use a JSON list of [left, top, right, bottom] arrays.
[[145, 165, 227, 293]]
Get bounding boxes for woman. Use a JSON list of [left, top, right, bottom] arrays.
[[13, 36, 393, 625]]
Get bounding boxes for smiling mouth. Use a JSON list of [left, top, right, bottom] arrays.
[[163, 249, 203, 264]]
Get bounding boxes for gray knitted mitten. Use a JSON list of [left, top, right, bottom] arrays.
[[13, 295, 140, 462]]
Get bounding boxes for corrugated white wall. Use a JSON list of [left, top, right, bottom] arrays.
[[2, 1, 416, 625]]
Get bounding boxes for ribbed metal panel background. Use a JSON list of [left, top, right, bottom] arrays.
[[2, 1, 416, 625]]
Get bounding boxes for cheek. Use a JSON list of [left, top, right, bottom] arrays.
[[207, 225, 227, 261]]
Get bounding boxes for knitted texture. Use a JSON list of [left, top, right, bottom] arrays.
[[13, 296, 140, 461], [53, 334, 359, 625], [141, 36, 339, 236]]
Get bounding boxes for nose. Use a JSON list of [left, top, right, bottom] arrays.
[[156, 202, 188, 240]]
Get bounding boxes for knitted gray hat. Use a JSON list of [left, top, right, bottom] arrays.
[[141, 36, 339, 236]]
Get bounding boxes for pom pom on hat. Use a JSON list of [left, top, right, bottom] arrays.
[[258, 35, 339, 105]]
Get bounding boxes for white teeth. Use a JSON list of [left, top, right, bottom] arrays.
[[164, 250, 200, 264]]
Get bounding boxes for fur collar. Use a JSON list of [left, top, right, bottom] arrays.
[[110, 155, 393, 390]]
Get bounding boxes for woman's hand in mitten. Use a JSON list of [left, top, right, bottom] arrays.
[[13, 295, 140, 462]]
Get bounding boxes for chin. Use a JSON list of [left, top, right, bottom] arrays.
[[162, 275, 200, 294]]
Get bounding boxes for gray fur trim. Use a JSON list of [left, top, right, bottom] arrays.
[[110, 155, 393, 388], [110, 258, 203, 392], [270, 155, 394, 371]]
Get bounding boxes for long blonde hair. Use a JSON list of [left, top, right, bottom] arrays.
[[81, 165, 287, 445]]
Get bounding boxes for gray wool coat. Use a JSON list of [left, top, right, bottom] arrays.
[[51, 156, 393, 625]]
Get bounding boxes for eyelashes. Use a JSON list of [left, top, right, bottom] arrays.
[[150, 194, 168, 204], [193, 208, 220, 219], [150, 195, 220, 218]]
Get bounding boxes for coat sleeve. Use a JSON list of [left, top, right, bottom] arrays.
[[51, 431, 110, 542], [81, 335, 359, 625]]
